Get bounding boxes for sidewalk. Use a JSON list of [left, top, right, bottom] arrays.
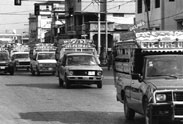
[[102, 66, 114, 79]]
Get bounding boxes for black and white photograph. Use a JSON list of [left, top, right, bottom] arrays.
[[1, 0, 183, 124]]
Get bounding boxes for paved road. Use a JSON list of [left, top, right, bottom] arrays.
[[0, 68, 144, 124]]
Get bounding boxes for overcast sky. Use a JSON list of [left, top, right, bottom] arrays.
[[0, 0, 36, 34]]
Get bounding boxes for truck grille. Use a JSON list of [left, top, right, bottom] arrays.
[[19, 62, 30, 65], [43, 63, 56, 67], [155, 91, 183, 116], [175, 105, 183, 115], [0, 63, 7, 66], [173, 92, 183, 101], [73, 70, 96, 76]]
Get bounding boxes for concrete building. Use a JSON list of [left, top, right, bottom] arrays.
[[136, 0, 183, 30], [28, 1, 65, 44], [65, 0, 135, 57]]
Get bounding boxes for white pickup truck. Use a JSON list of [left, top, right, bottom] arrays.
[[30, 51, 56, 76]]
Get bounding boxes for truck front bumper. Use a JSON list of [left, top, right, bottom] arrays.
[[67, 75, 103, 83], [150, 102, 183, 121]]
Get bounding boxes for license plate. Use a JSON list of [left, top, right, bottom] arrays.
[[48, 68, 53, 71], [88, 71, 95, 75], [0, 66, 5, 69]]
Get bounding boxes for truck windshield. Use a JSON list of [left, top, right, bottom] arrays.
[[13, 54, 29, 59], [37, 53, 55, 60], [66, 55, 98, 66], [146, 55, 183, 78]]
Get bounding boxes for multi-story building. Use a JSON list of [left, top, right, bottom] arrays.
[[65, 0, 135, 57], [29, 1, 65, 44], [136, 0, 183, 30]]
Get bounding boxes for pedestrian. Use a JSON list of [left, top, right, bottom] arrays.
[[107, 52, 112, 70]]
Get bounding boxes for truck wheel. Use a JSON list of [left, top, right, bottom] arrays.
[[31, 66, 35, 76], [124, 95, 135, 120], [59, 76, 63, 87], [52, 71, 55, 75], [64, 76, 70, 89], [9, 69, 14, 75], [144, 98, 159, 124], [97, 81, 102, 88], [36, 67, 40, 76]]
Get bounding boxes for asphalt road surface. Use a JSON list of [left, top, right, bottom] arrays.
[[0, 67, 145, 124]]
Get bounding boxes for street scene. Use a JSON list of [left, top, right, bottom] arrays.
[[1, 0, 183, 124]]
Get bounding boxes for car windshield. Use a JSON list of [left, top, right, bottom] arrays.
[[0, 53, 8, 61], [37, 53, 55, 60], [146, 55, 183, 78], [13, 54, 29, 59], [66, 55, 98, 66]]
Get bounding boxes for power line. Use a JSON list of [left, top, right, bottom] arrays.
[[107, 1, 134, 11], [82, 1, 94, 12]]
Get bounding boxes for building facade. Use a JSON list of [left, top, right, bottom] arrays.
[[136, 0, 183, 30], [64, 0, 135, 57]]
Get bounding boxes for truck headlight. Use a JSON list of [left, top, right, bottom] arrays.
[[156, 94, 166, 102], [97, 71, 102, 76], [68, 71, 74, 76]]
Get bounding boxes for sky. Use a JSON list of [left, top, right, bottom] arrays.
[[0, 0, 37, 34]]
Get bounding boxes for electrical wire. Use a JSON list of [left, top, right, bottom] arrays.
[[107, 1, 134, 11], [82, 1, 94, 12]]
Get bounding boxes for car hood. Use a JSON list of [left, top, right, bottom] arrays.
[[66, 65, 102, 71], [145, 79, 183, 90], [37, 59, 57, 64]]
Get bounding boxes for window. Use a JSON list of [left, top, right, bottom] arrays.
[[78, 0, 81, 2], [113, 13, 124, 17], [155, 0, 160, 8], [137, 0, 142, 13], [144, 0, 150, 11]]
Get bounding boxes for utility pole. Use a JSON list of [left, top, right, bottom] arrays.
[[97, 1, 101, 55], [144, 0, 150, 30], [105, 0, 108, 55]]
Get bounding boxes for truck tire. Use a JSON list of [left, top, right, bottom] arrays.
[[97, 81, 102, 88], [144, 98, 159, 124], [31, 66, 35, 76], [36, 67, 40, 76], [124, 95, 135, 120], [58, 76, 63, 87], [64, 76, 70, 89], [9, 69, 14, 75]]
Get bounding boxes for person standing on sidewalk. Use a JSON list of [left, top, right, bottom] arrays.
[[106, 52, 112, 70]]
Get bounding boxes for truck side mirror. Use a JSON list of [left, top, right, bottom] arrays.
[[132, 73, 143, 82]]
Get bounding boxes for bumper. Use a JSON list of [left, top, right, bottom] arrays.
[[67, 75, 103, 83], [0, 66, 13, 73], [38, 67, 56, 73], [16, 65, 30, 68], [150, 102, 183, 121]]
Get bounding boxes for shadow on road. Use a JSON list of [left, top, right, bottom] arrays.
[[19, 111, 145, 124], [5, 83, 100, 90]]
